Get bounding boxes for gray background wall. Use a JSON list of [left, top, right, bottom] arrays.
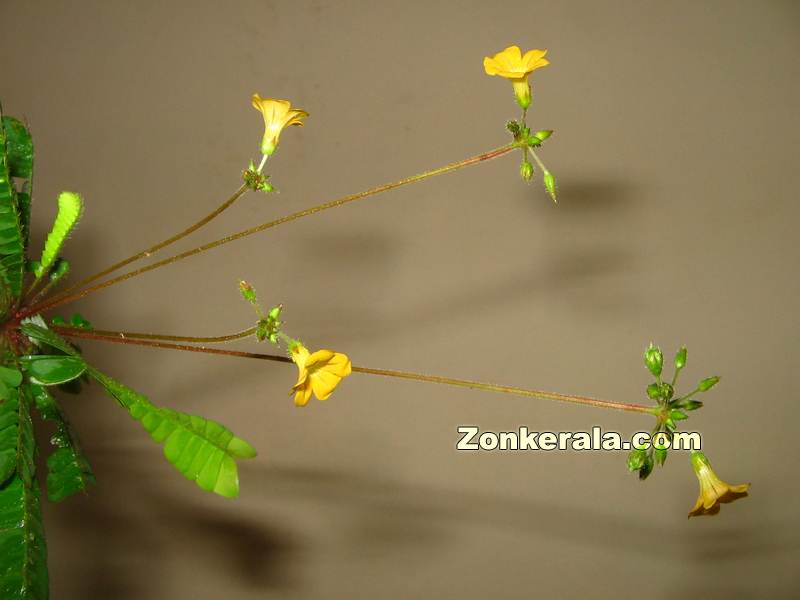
[[1, 1, 798, 598]]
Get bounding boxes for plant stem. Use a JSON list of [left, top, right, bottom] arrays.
[[22, 143, 518, 318], [55, 327, 652, 414], [51, 324, 257, 344], [42, 183, 249, 308]]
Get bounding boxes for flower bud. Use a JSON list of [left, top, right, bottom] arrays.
[[638, 454, 654, 480], [239, 280, 258, 304], [627, 448, 646, 471], [520, 160, 534, 181], [644, 343, 664, 377], [674, 346, 687, 371], [543, 171, 557, 203], [698, 376, 720, 392]]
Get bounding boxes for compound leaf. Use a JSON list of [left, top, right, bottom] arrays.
[[30, 384, 95, 503], [88, 369, 256, 499], [35, 191, 82, 280], [0, 382, 48, 599]]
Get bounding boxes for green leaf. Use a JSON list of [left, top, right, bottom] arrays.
[[0, 110, 26, 308], [0, 385, 49, 599], [88, 369, 256, 499], [34, 191, 83, 280], [0, 367, 22, 388], [20, 355, 86, 386], [1, 117, 33, 180], [29, 384, 95, 503], [19, 322, 79, 356]]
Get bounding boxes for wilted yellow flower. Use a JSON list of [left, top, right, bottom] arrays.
[[688, 452, 750, 518], [483, 45, 549, 109], [251, 94, 309, 155], [289, 343, 352, 407]]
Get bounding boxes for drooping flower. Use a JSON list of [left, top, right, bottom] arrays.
[[483, 45, 549, 109], [289, 342, 352, 407], [251, 94, 309, 155], [688, 451, 750, 518]]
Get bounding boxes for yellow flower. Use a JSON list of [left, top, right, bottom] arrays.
[[251, 94, 309, 155], [289, 343, 352, 407], [483, 45, 550, 109], [688, 452, 750, 518]]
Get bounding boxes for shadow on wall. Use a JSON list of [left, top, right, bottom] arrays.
[[43, 456, 793, 598], [286, 176, 644, 341]]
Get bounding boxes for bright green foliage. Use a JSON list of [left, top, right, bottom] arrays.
[[30, 384, 95, 503], [20, 322, 79, 356], [0, 381, 49, 599], [89, 369, 256, 499], [20, 356, 86, 386], [0, 112, 29, 311], [34, 192, 82, 280]]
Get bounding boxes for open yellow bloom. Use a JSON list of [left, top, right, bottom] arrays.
[[688, 452, 750, 518], [289, 343, 352, 407], [483, 45, 549, 109], [251, 94, 309, 155]]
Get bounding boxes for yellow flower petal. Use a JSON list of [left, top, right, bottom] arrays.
[[688, 452, 750, 518], [251, 94, 309, 155]]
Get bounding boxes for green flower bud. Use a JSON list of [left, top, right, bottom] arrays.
[[644, 343, 664, 377], [638, 454, 654, 480], [674, 346, 687, 371], [520, 160, 534, 181], [533, 129, 553, 142], [673, 399, 703, 411], [543, 171, 557, 203], [239, 280, 258, 304], [698, 376, 720, 392], [646, 382, 661, 400], [655, 446, 668, 466], [627, 448, 646, 471]]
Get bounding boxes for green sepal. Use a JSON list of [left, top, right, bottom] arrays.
[[654, 446, 668, 466], [668, 409, 688, 421]]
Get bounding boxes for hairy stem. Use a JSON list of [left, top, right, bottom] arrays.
[[51, 324, 257, 344], [42, 183, 249, 307], [55, 327, 652, 414], [22, 143, 518, 318]]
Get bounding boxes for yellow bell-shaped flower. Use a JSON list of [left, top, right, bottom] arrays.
[[289, 343, 352, 407], [251, 94, 309, 155], [483, 45, 549, 109], [688, 452, 750, 518]]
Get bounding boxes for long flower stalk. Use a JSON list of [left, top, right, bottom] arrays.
[[54, 326, 652, 414], [21, 143, 518, 319]]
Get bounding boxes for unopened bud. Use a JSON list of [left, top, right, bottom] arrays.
[[520, 160, 534, 181], [644, 343, 664, 378], [543, 171, 557, 203]]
